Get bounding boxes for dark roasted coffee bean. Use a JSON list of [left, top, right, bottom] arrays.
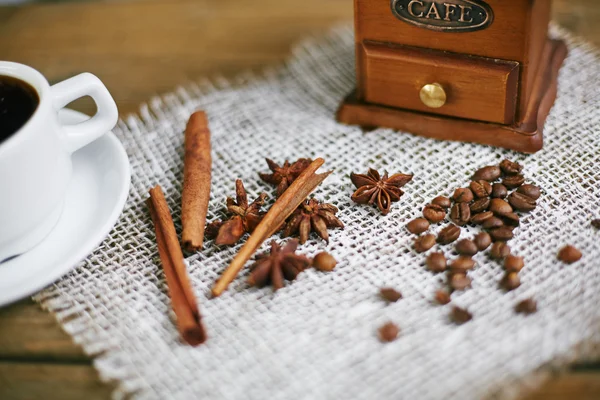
[[472, 166, 501, 182], [455, 239, 478, 256], [432, 196, 451, 209], [449, 256, 476, 272], [491, 183, 508, 199], [437, 224, 461, 244], [434, 289, 451, 305], [414, 234, 436, 253], [407, 218, 430, 235], [508, 192, 537, 212], [500, 272, 520, 291], [470, 211, 494, 225], [482, 217, 504, 230], [499, 159, 523, 175], [489, 226, 514, 241], [470, 198, 490, 214], [504, 255, 524, 272], [450, 306, 472, 324], [473, 232, 492, 251], [502, 174, 525, 189], [489, 198, 513, 215], [517, 184, 541, 200], [470, 180, 492, 198], [451, 188, 474, 203], [449, 273, 472, 291], [557, 245, 582, 264], [380, 288, 403, 303], [423, 204, 446, 223], [490, 242, 511, 259], [500, 212, 520, 227], [593, 219, 600, 229], [378, 322, 400, 342], [515, 298, 537, 315], [450, 203, 471, 226], [426, 252, 447, 273]]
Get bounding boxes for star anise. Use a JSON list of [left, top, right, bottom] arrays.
[[350, 168, 413, 215], [206, 179, 267, 246], [247, 240, 312, 291], [259, 158, 313, 197], [282, 198, 344, 244]]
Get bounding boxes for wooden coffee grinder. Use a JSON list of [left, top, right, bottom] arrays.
[[337, 0, 567, 153]]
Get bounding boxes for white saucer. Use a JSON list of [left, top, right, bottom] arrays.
[[0, 109, 130, 307]]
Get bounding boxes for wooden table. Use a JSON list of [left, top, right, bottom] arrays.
[[1, 1, 600, 399]]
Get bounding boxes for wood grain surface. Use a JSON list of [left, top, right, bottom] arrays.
[[0, 1, 599, 399]]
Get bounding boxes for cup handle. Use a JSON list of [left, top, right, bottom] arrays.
[[50, 73, 119, 153]]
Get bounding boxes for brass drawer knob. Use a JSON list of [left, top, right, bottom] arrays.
[[420, 83, 447, 108]]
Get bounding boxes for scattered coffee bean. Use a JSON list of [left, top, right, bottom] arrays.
[[473, 232, 492, 251], [491, 183, 508, 199], [313, 252, 337, 271], [378, 322, 400, 342], [450, 306, 472, 324], [515, 298, 537, 315], [504, 255, 524, 272], [450, 203, 471, 226], [489, 198, 513, 215], [426, 252, 447, 273], [449, 256, 476, 272], [500, 212, 520, 227], [489, 226, 514, 241], [517, 184, 541, 200], [449, 273, 472, 291], [437, 224, 461, 244], [500, 272, 521, 291], [472, 166, 501, 182], [490, 242, 511, 259], [431, 196, 452, 209], [407, 218, 430, 235], [470, 211, 494, 225], [470, 180, 492, 198], [455, 239, 478, 256], [434, 289, 451, 305], [452, 188, 474, 203], [508, 192, 537, 212], [502, 174, 525, 189], [380, 288, 402, 303], [557, 245, 582, 264], [414, 234, 436, 253], [423, 204, 446, 223], [482, 217, 504, 230], [470, 197, 490, 214], [591, 219, 600, 229], [499, 159, 523, 175]]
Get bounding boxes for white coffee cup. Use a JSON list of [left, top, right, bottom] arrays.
[[0, 62, 118, 262]]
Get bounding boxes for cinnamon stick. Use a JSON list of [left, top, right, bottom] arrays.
[[211, 158, 331, 297], [181, 111, 212, 252], [148, 185, 207, 346]]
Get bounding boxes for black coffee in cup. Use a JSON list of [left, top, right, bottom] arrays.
[[0, 76, 39, 144]]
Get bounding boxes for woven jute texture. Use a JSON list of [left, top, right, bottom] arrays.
[[34, 26, 600, 400]]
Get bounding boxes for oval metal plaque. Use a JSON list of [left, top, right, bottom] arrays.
[[391, 0, 494, 33]]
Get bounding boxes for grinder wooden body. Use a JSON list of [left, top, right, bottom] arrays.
[[337, 0, 567, 153]]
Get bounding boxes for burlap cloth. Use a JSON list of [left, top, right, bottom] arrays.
[[34, 25, 600, 399]]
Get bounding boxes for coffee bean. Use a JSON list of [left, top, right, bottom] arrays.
[[502, 174, 525, 189], [557, 245, 582, 264], [491, 183, 508, 199], [490, 242, 511, 259], [380, 288, 402, 303], [449, 256, 476, 272], [504, 255, 524, 272], [482, 217, 504, 230], [455, 239, 478, 256], [515, 298, 537, 315], [499, 159, 523, 175], [517, 184, 541, 200], [470, 180, 492, 198], [500, 212, 520, 227], [470, 197, 490, 214], [423, 204, 446, 223], [450, 306, 472, 324], [489, 198, 513, 215], [426, 252, 447, 273], [449, 273, 472, 291], [378, 322, 400, 342], [434, 289, 451, 305], [407, 218, 430, 235], [472, 166, 501, 182], [473, 232, 492, 251], [508, 192, 537, 212], [452, 188, 474, 203], [592, 219, 600, 229], [437, 224, 461, 244], [500, 272, 520, 291], [489, 226, 514, 241], [470, 211, 494, 225], [450, 203, 471, 226], [432, 196, 451, 209], [414, 234, 436, 253]]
